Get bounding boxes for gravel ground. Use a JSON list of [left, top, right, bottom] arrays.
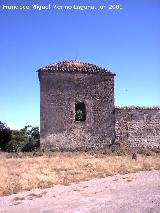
[[0, 170, 160, 213]]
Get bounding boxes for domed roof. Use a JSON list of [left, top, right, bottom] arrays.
[[38, 60, 115, 76]]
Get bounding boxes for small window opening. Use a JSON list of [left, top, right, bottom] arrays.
[[75, 102, 86, 121]]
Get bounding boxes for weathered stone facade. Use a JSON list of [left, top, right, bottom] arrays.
[[38, 60, 115, 150], [38, 60, 160, 150], [115, 106, 160, 148]]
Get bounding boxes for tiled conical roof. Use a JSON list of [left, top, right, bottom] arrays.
[[38, 60, 114, 75]]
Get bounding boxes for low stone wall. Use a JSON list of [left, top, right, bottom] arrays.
[[115, 106, 160, 148]]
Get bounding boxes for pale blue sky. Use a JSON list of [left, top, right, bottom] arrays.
[[0, 0, 160, 129]]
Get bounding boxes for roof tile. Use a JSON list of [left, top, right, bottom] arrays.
[[39, 60, 114, 75]]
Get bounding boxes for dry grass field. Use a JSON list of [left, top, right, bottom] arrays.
[[0, 149, 160, 196]]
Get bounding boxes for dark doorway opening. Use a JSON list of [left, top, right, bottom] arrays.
[[75, 102, 86, 121]]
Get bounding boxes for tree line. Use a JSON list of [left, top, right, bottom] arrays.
[[0, 121, 40, 152]]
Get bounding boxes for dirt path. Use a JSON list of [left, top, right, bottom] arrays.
[[0, 170, 160, 213]]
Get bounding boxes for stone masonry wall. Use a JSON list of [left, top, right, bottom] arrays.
[[115, 107, 160, 148], [39, 71, 115, 150]]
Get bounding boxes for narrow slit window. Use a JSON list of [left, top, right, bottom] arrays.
[[75, 102, 86, 121]]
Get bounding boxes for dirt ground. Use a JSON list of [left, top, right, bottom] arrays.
[[0, 170, 160, 213]]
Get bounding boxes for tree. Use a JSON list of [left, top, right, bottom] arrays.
[[5, 129, 29, 152], [5, 125, 40, 152], [22, 126, 40, 152], [0, 121, 12, 150]]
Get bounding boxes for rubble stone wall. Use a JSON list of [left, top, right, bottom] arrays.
[[115, 107, 160, 148], [39, 71, 115, 150]]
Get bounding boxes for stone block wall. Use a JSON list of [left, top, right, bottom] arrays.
[[115, 106, 160, 148], [39, 70, 115, 150]]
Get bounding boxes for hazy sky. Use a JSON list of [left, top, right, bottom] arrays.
[[0, 0, 160, 129]]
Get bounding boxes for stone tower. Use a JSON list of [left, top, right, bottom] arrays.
[[38, 60, 116, 150]]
